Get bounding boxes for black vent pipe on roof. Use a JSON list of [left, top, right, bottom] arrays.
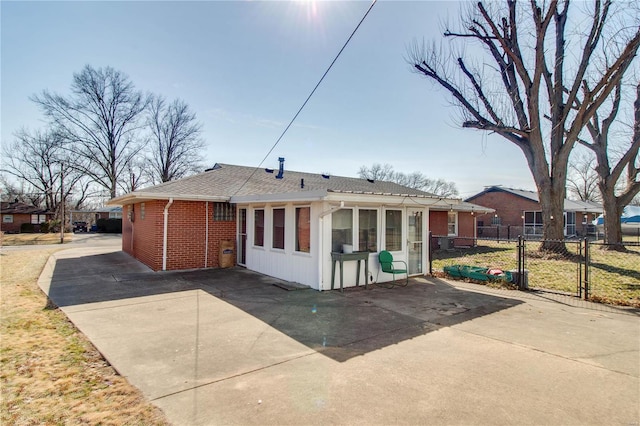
[[276, 157, 285, 179]]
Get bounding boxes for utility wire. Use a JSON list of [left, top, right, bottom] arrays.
[[232, 0, 378, 197]]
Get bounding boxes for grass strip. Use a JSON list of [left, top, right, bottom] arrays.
[[0, 248, 169, 425]]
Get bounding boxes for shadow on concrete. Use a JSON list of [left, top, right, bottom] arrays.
[[46, 251, 522, 363]]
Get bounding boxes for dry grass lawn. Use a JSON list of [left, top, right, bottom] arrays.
[[0, 248, 169, 425], [1, 233, 74, 246]]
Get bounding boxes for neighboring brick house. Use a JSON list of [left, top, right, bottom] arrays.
[[466, 186, 602, 238], [108, 162, 491, 290], [1, 201, 55, 233]]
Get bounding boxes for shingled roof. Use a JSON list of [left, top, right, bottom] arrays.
[[466, 186, 602, 213], [110, 163, 443, 204], [1, 201, 52, 215]]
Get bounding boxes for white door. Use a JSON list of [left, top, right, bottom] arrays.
[[407, 209, 423, 275]]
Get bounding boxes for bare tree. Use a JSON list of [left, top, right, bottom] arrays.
[[358, 163, 459, 196], [358, 163, 395, 182], [0, 128, 89, 219], [32, 65, 149, 198], [0, 175, 40, 206], [147, 96, 204, 183], [410, 1, 640, 248], [577, 81, 640, 247], [567, 152, 600, 202]]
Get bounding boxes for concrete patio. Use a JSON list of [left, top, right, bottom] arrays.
[[38, 241, 639, 425]]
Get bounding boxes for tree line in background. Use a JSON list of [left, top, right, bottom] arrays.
[[410, 0, 640, 248], [357, 163, 459, 197], [1, 64, 205, 219]]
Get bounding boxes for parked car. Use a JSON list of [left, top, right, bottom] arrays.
[[73, 221, 88, 233]]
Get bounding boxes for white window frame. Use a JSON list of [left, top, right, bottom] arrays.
[[272, 207, 285, 250], [447, 211, 458, 236], [358, 208, 378, 253], [31, 214, 47, 224], [331, 208, 354, 253], [524, 211, 543, 235], [294, 206, 311, 253], [384, 208, 403, 252], [3, 215, 13, 223], [254, 209, 265, 247]]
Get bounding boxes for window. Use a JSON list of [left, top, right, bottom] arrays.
[[385, 210, 402, 251], [31, 214, 46, 224], [491, 215, 501, 225], [359, 209, 377, 252], [447, 211, 457, 236], [332, 209, 353, 252], [524, 211, 543, 235], [565, 212, 576, 236], [214, 202, 235, 221], [109, 211, 122, 219], [254, 209, 264, 246], [140, 203, 145, 220], [295, 207, 310, 253], [272, 208, 285, 249], [3, 215, 13, 223]]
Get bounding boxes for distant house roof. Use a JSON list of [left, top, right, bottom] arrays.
[[0, 201, 53, 215], [108, 163, 493, 213], [465, 186, 603, 213]]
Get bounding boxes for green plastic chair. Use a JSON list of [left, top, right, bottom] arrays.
[[377, 250, 408, 287]]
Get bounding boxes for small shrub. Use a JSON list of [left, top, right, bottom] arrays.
[[96, 218, 122, 233], [20, 223, 35, 233]]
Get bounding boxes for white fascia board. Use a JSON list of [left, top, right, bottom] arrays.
[[230, 190, 327, 204], [107, 192, 230, 205], [323, 192, 455, 207]]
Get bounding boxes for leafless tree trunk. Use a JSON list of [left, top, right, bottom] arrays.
[[31, 65, 149, 199], [147, 96, 204, 183], [578, 82, 640, 248], [410, 0, 640, 250]]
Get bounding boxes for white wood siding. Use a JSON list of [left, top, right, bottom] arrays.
[[244, 202, 320, 289]]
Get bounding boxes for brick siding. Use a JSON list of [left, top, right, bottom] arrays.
[[469, 191, 597, 236], [122, 200, 236, 271]]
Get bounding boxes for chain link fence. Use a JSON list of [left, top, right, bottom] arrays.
[[430, 234, 640, 308], [587, 242, 640, 306]]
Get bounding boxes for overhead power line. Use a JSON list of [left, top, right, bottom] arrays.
[[232, 0, 378, 197]]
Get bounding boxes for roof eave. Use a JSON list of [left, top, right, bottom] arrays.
[[231, 190, 328, 204], [107, 192, 230, 205]]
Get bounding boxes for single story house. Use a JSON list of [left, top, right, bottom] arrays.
[[1, 200, 55, 233], [108, 162, 492, 290], [465, 186, 603, 238]]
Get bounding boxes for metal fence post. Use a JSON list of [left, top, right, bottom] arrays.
[[584, 237, 589, 300], [517, 235, 524, 290], [428, 230, 433, 276], [578, 238, 583, 298]]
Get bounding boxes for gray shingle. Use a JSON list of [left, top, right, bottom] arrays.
[[135, 163, 438, 199]]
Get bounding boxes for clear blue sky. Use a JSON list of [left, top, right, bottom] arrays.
[[1, 0, 535, 199]]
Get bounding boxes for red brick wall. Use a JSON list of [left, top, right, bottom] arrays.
[[122, 200, 237, 271], [1, 214, 31, 233], [429, 211, 448, 236], [429, 211, 475, 246], [468, 192, 540, 228]]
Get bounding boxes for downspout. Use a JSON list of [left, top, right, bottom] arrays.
[[205, 201, 209, 267], [162, 198, 174, 271]]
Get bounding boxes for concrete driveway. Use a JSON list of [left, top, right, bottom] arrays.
[[38, 241, 639, 425]]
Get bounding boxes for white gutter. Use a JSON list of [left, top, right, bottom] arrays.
[[231, 190, 327, 204], [204, 201, 209, 267], [162, 198, 174, 271], [108, 192, 228, 206]]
